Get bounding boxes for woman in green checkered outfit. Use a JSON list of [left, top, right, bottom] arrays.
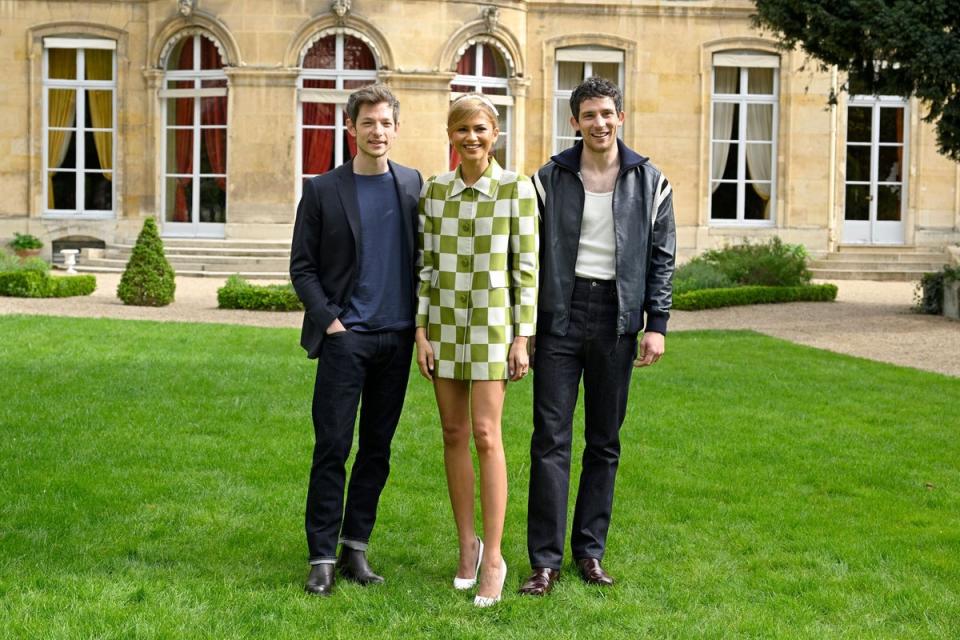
[[414, 94, 538, 606]]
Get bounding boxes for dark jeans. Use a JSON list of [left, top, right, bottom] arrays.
[[527, 278, 637, 569], [305, 328, 413, 562]]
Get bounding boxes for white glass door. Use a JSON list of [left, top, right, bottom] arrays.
[[843, 97, 907, 244]]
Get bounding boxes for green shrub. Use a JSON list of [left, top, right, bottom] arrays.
[[673, 258, 735, 295], [0, 251, 49, 273], [673, 284, 838, 311], [9, 232, 43, 251], [217, 275, 303, 311], [700, 237, 812, 287], [0, 271, 96, 298], [914, 265, 960, 315], [117, 218, 175, 306]]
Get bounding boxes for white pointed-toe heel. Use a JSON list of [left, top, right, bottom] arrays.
[[453, 536, 483, 590], [473, 557, 507, 607]]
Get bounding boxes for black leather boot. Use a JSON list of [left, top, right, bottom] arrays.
[[304, 563, 335, 596], [336, 547, 385, 585]]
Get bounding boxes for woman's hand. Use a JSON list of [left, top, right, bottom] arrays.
[[415, 327, 435, 381], [508, 336, 530, 382]]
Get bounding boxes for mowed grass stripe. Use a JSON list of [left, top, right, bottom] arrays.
[[0, 315, 957, 639]]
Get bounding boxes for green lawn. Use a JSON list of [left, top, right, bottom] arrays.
[[1, 315, 957, 639]]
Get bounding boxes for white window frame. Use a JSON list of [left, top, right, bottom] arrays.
[[296, 31, 379, 199], [553, 47, 624, 155], [709, 53, 780, 226], [450, 41, 515, 170], [159, 33, 229, 238], [42, 38, 117, 219]]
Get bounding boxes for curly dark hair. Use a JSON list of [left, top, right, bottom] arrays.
[[569, 76, 623, 120]]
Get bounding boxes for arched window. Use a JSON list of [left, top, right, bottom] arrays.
[[43, 37, 116, 216], [161, 33, 228, 237], [298, 32, 378, 181], [450, 42, 513, 170]]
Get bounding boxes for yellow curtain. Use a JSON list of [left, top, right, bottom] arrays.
[[47, 49, 77, 209], [85, 49, 113, 180]]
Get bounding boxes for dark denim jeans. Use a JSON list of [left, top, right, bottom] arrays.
[[305, 328, 413, 562], [527, 278, 637, 569]]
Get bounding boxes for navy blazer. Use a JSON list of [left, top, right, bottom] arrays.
[[290, 159, 423, 358]]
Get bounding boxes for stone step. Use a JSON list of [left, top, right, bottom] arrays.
[[72, 264, 289, 280], [109, 246, 290, 258], [809, 268, 927, 282], [807, 260, 946, 271], [82, 256, 291, 272], [153, 238, 291, 250], [812, 252, 947, 263], [100, 251, 291, 267]]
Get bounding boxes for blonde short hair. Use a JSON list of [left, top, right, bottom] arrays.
[[447, 93, 500, 132]]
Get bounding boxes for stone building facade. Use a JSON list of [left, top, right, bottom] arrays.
[[2, 0, 959, 260]]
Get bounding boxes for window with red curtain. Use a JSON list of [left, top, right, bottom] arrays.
[[449, 42, 512, 171], [299, 33, 377, 182]]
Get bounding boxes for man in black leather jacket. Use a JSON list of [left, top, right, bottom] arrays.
[[519, 77, 676, 596]]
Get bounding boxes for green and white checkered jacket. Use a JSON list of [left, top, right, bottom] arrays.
[[417, 159, 538, 380]]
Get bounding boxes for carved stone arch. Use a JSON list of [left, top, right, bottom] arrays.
[[284, 13, 394, 70], [27, 21, 128, 51], [439, 20, 524, 77], [150, 10, 241, 69]]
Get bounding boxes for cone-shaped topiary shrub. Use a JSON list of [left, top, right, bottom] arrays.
[[117, 217, 175, 306]]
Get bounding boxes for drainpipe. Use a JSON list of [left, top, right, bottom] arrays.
[[827, 66, 838, 253]]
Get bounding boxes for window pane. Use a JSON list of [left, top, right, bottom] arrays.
[[710, 181, 737, 219], [167, 97, 194, 126], [303, 78, 335, 89], [167, 79, 194, 90], [592, 62, 619, 83], [84, 131, 111, 171], [84, 49, 113, 81], [712, 102, 738, 141], [847, 107, 871, 142], [493, 133, 508, 169], [165, 177, 192, 222], [877, 185, 902, 221], [343, 35, 376, 70], [747, 67, 775, 94], [555, 98, 577, 138], [166, 129, 193, 174], [451, 83, 473, 93], [86, 90, 113, 129], [845, 145, 871, 182], [712, 142, 738, 180], [481, 86, 507, 96], [456, 45, 476, 75], [745, 144, 772, 181], [344, 79, 375, 90], [879, 107, 904, 143], [48, 48, 77, 79], [746, 104, 774, 141], [48, 89, 77, 128], [745, 183, 771, 220], [199, 177, 226, 223], [50, 170, 76, 210], [201, 79, 227, 89], [303, 36, 335, 69], [844, 185, 870, 221], [303, 127, 335, 176], [48, 131, 76, 169], [713, 67, 739, 94], [303, 102, 335, 127], [482, 45, 507, 78], [199, 128, 227, 175], [84, 172, 112, 210], [200, 36, 223, 70], [557, 61, 584, 90], [167, 38, 194, 71], [878, 146, 903, 183], [201, 96, 227, 126]]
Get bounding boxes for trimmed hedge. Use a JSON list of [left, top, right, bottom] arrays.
[[674, 284, 838, 311], [0, 270, 96, 298], [117, 218, 175, 306], [217, 275, 303, 311]]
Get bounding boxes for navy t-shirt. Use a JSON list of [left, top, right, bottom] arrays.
[[340, 171, 413, 332]]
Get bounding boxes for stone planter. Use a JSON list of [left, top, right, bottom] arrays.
[[14, 248, 41, 261], [944, 280, 960, 321]]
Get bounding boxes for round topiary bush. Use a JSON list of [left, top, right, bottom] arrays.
[[117, 217, 175, 306]]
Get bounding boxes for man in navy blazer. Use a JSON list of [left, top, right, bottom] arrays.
[[290, 84, 423, 597]]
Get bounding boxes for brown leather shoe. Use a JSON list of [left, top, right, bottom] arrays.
[[304, 563, 335, 596], [517, 567, 560, 596], [575, 558, 614, 586]]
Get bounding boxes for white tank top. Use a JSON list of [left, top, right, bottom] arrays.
[[575, 190, 616, 280]]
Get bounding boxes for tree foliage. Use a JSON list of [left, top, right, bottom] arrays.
[[753, 0, 960, 160]]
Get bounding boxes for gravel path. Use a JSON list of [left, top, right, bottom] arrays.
[[2, 274, 958, 378]]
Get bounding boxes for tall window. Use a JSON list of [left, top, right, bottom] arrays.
[[553, 47, 624, 154], [710, 52, 779, 223], [162, 33, 228, 234], [450, 42, 513, 170], [298, 33, 377, 181], [43, 38, 116, 216]]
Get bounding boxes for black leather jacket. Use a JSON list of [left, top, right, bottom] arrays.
[[533, 139, 676, 336]]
